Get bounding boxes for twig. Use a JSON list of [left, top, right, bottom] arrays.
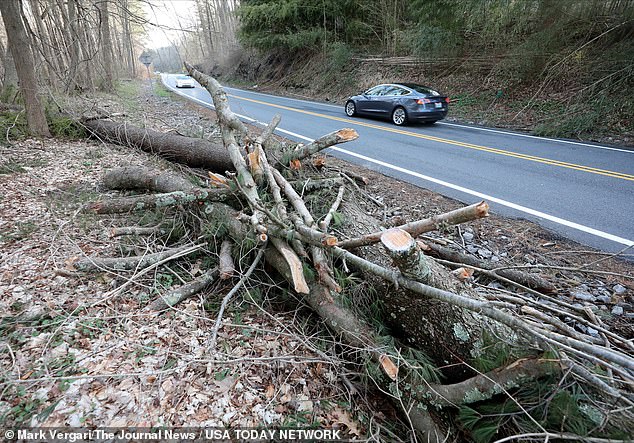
[[208, 245, 266, 350], [432, 257, 586, 314], [319, 185, 345, 231]]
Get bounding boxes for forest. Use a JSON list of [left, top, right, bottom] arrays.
[[0, 1, 633, 443]]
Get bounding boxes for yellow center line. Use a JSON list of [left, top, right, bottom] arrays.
[[227, 93, 634, 182]]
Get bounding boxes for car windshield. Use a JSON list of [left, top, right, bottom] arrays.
[[400, 84, 440, 96], [177, 75, 191, 79]]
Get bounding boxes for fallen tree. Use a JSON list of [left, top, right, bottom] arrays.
[[73, 63, 634, 441], [83, 119, 233, 171]]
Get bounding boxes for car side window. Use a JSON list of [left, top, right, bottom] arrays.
[[394, 87, 410, 96], [365, 86, 386, 96], [381, 86, 399, 96]]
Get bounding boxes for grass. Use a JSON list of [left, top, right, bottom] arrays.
[[115, 79, 142, 112], [153, 81, 172, 98], [0, 160, 27, 175], [0, 221, 40, 244], [47, 114, 85, 139], [0, 105, 86, 142], [0, 110, 28, 142]]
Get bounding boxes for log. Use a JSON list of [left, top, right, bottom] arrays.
[[265, 245, 447, 439], [218, 240, 235, 280], [377, 228, 512, 377], [74, 244, 198, 273], [109, 226, 165, 237], [421, 358, 555, 407], [88, 189, 231, 214], [83, 119, 234, 171], [149, 268, 218, 311], [332, 246, 634, 377], [337, 201, 489, 249], [103, 167, 197, 193], [381, 228, 431, 281]]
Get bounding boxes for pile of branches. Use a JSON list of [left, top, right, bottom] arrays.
[[77, 63, 634, 442]]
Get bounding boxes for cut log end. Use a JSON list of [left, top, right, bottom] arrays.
[[476, 201, 490, 218], [381, 229, 415, 254], [322, 235, 338, 247], [336, 128, 359, 142]]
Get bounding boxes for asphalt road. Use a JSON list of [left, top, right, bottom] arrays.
[[161, 74, 634, 253]]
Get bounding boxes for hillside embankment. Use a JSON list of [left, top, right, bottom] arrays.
[[206, 45, 633, 146]]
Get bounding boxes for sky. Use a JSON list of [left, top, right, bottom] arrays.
[[143, 0, 198, 49]]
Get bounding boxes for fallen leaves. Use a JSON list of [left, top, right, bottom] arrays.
[[0, 88, 369, 437]]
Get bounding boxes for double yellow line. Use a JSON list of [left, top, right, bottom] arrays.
[[227, 93, 634, 182]]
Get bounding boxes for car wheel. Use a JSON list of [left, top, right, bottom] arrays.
[[392, 107, 407, 126], [345, 101, 356, 117]]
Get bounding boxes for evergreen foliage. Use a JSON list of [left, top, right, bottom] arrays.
[[238, 0, 371, 53]]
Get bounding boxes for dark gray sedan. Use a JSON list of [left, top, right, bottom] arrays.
[[344, 83, 449, 126]]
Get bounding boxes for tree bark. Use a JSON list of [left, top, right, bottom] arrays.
[[149, 268, 218, 311], [83, 120, 233, 171], [96, 0, 115, 91], [73, 244, 199, 273], [0, 0, 51, 137], [103, 167, 198, 193], [87, 188, 232, 214]]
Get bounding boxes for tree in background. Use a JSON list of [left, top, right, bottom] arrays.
[[0, 0, 149, 95], [0, 0, 50, 137]]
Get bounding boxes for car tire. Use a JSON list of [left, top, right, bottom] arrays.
[[392, 107, 407, 126], [345, 101, 356, 117]]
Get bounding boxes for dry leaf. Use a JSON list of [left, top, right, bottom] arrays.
[[264, 384, 275, 399], [333, 406, 362, 437], [289, 159, 302, 170], [313, 156, 326, 168]]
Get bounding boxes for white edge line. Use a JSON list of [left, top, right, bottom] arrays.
[[222, 82, 633, 154], [163, 76, 634, 247]]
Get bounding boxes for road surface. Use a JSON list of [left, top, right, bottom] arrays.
[[161, 74, 634, 253]]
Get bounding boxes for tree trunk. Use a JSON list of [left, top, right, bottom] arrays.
[[83, 119, 234, 171], [0, 0, 51, 137], [96, 0, 114, 91]]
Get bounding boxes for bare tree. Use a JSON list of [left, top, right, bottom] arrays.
[[0, 0, 50, 137], [96, 0, 114, 91]]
